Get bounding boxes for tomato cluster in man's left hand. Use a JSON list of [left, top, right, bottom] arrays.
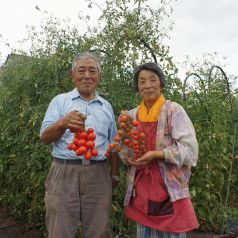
[[68, 127, 98, 160]]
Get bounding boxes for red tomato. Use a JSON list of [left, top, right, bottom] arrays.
[[124, 138, 130, 145], [134, 144, 139, 150], [87, 133, 96, 141], [114, 136, 121, 142], [132, 120, 139, 127], [74, 132, 81, 139], [91, 149, 99, 157], [86, 141, 95, 149], [120, 115, 128, 122], [87, 127, 94, 133], [119, 122, 126, 128], [128, 142, 133, 148], [67, 143, 74, 150], [132, 130, 138, 136], [77, 126, 84, 133], [105, 151, 110, 158], [117, 130, 123, 136], [84, 151, 92, 160], [133, 140, 139, 146], [71, 144, 78, 151], [79, 132, 87, 139], [76, 139, 86, 147], [69, 128, 77, 133], [132, 135, 138, 140], [76, 146, 87, 156], [109, 143, 116, 150], [139, 132, 145, 138]]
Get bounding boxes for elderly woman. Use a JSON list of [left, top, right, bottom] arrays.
[[122, 62, 199, 238]]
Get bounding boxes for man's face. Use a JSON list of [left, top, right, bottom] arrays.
[[72, 58, 100, 99]]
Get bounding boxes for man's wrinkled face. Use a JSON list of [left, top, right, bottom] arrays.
[[72, 58, 100, 97]]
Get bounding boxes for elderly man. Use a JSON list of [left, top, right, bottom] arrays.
[[40, 52, 120, 238]]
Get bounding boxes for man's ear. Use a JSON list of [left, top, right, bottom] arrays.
[[69, 69, 74, 78], [70, 70, 76, 84]]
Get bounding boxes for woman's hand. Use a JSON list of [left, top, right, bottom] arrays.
[[127, 150, 165, 166]]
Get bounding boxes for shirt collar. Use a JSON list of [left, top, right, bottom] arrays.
[[70, 88, 103, 104]]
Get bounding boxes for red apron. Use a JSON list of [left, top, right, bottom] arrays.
[[124, 121, 199, 233]]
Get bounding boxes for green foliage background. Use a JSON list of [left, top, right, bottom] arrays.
[[0, 0, 237, 237]]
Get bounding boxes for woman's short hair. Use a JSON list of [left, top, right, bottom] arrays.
[[133, 62, 166, 91]]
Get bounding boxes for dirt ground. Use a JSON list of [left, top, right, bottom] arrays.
[[188, 231, 238, 238], [0, 206, 238, 238], [0, 207, 41, 238]]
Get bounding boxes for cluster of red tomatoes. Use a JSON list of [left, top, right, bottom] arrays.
[[105, 112, 146, 160], [67, 127, 98, 160]]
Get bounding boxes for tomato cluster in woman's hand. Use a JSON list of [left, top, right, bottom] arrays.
[[67, 127, 98, 160], [105, 111, 146, 160]]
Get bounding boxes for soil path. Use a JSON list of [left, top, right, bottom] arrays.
[[1, 206, 237, 238], [0, 207, 41, 238]]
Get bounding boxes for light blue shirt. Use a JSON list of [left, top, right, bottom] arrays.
[[40, 88, 118, 160]]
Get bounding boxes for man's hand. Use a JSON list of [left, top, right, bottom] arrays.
[[41, 111, 86, 144], [60, 111, 86, 131]]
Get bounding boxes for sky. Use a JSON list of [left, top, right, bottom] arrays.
[[0, 0, 238, 85]]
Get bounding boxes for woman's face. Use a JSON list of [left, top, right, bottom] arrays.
[[138, 70, 162, 104]]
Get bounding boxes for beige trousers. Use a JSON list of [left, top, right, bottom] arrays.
[[44, 160, 112, 238]]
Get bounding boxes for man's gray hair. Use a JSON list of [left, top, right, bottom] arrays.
[[72, 52, 102, 74]]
